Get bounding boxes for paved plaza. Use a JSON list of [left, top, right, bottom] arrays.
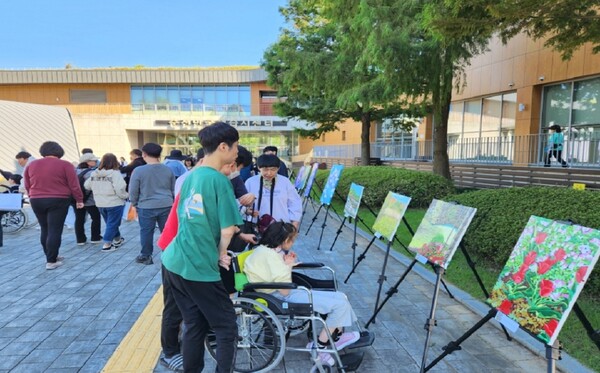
[[0, 204, 592, 372]]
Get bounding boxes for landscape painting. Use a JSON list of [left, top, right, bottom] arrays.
[[320, 165, 345, 205], [372, 192, 411, 242], [294, 165, 306, 190], [343, 183, 365, 219], [303, 163, 320, 198], [488, 216, 600, 345], [408, 199, 476, 269]]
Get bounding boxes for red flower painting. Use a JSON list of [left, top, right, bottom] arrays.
[[498, 299, 513, 315], [543, 319, 559, 337], [539, 279, 554, 297], [534, 232, 548, 245], [576, 266, 588, 283]]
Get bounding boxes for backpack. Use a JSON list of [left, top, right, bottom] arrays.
[[78, 168, 94, 203]]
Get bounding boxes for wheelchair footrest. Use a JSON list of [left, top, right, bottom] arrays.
[[339, 352, 364, 372], [347, 331, 375, 350]]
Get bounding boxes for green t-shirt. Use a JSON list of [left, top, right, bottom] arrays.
[[162, 166, 242, 282]]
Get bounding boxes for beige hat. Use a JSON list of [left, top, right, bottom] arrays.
[[79, 153, 99, 163]]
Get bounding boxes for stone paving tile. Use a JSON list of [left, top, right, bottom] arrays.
[[0, 206, 587, 372]]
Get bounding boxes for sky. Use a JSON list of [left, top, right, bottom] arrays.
[[0, 0, 288, 69]]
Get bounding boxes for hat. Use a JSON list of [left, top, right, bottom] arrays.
[[166, 149, 185, 160], [79, 153, 99, 163], [141, 143, 163, 158]]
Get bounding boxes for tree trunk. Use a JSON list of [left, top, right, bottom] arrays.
[[432, 53, 453, 180], [360, 112, 371, 165]]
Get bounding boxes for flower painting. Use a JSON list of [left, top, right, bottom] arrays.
[[320, 165, 344, 205], [294, 166, 306, 190], [343, 183, 364, 219], [372, 192, 411, 242], [303, 163, 320, 197], [408, 199, 476, 269], [488, 216, 600, 345]]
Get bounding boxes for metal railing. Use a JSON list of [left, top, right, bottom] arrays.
[[313, 134, 600, 168]]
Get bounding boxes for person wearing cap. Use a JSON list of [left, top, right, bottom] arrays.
[[544, 124, 569, 167], [74, 153, 103, 246], [244, 153, 302, 229], [163, 149, 188, 178], [129, 143, 175, 265], [24, 141, 84, 270]]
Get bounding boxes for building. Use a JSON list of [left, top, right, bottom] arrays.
[[309, 35, 600, 169], [0, 68, 308, 168], [0, 100, 79, 172]]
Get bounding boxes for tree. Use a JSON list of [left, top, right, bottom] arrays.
[[325, 0, 489, 179], [262, 0, 422, 166], [425, 0, 600, 59]]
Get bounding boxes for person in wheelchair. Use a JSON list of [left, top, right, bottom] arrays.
[[243, 221, 361, 366]]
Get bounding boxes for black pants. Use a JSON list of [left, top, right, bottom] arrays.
[[166, 269, 237, 373], [30, 198, 70, 263], [544, 149, 567, 166], [161, 265, 183, 358], [74, 204, 102, 243]]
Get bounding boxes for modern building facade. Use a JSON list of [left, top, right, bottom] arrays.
[[0, 68, 308, 165], [310, 34, 600, 168]]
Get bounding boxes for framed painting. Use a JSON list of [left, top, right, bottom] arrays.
[[488, 216, 600, 345], [343, 183, 364, 219], [372, 192, 411, 242], [408, 199, 476, 269], [320, 165, 344, 206]]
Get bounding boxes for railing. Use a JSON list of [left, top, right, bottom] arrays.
[[313, 134, 600, 168]]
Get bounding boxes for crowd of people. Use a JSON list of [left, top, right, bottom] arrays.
[[0, 122, 365, 372]]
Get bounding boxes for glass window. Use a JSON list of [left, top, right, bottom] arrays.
[[180, 86, 191, 111], [155, 86, 168, 110], [481, 95, 501, 137], [463, 100, 481, 139], [143, 86, 155, 104], [542, 82, 572, 128], [131, 86, 143, 111], [448, 102, 463, 136], [572, 77, 600, 125], [501, 92, 516, 130], [167, 86, 180, 108], [192, 87, 204, 112]]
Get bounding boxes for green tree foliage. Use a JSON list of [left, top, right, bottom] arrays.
[[424, 0, 600, 59], [327, 0, 489, 179], [262, 0, 423, 166]]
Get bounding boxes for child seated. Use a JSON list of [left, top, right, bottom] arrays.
[[243, 221, 360, 366]]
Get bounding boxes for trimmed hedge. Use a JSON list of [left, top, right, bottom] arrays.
[[314, 166, 456, 208], [452, 186, 600, 298]]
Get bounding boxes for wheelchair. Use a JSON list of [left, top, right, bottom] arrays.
[[205, 250, 374, 372]]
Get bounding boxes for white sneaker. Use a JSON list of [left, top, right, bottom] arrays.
[[46, 261, 63, 270]]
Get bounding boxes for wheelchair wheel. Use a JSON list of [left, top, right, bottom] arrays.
[[1, 210, 28, 234], [205, 297, 286, 373]]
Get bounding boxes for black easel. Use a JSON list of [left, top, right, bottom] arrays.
[[328, 216, 347, 251], [344, 235, 377, 283], [373, 239, 395, 318], [419, 265, 446, 373], [316, 204, 331, 250], [305, 204, 323, 236]]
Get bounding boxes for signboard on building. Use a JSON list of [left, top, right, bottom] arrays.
[[154, 119, 288, 129]]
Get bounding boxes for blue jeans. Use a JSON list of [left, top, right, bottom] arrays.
[[99, 205, 125, 244], [137, 206, 170, 256]]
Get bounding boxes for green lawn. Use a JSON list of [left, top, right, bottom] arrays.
[[322, 197, 600, 371]]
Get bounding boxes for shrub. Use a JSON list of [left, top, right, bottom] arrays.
[[313, 166, 455, 208], [452, 186, 600, 298]]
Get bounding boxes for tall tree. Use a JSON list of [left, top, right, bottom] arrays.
[[262, 0, 421, 166], [328, 0, 489, 179], [424, 0, 600, 59]]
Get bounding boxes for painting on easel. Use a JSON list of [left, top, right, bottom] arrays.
[[488, 216, 600, 344], [408, 199, 476, 269]]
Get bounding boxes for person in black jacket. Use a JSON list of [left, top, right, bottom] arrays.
[[119, 149, 147, 189]]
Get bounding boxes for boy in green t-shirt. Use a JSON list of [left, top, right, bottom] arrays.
[[162, 121, 242, 373]]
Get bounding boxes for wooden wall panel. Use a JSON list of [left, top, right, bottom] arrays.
[[583, 43, 600, 76], [566, 48, 585, 78], [551, 50, 568, 81]]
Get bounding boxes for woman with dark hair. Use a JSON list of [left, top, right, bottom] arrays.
[[183, 156, 195, 170], [74, 153, 103, 245], [85, 153, 128, 252], [24, 141, 84, 270]]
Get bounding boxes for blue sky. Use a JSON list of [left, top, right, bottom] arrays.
[[0, 0, 287, 69]]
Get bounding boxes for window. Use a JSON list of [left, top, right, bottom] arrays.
[[342, 131, 346, 141], [69, 89, 107, 103], [322, 134, 326, 142], [572, 77, 600, 125], [542, 83, 572, 128]]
